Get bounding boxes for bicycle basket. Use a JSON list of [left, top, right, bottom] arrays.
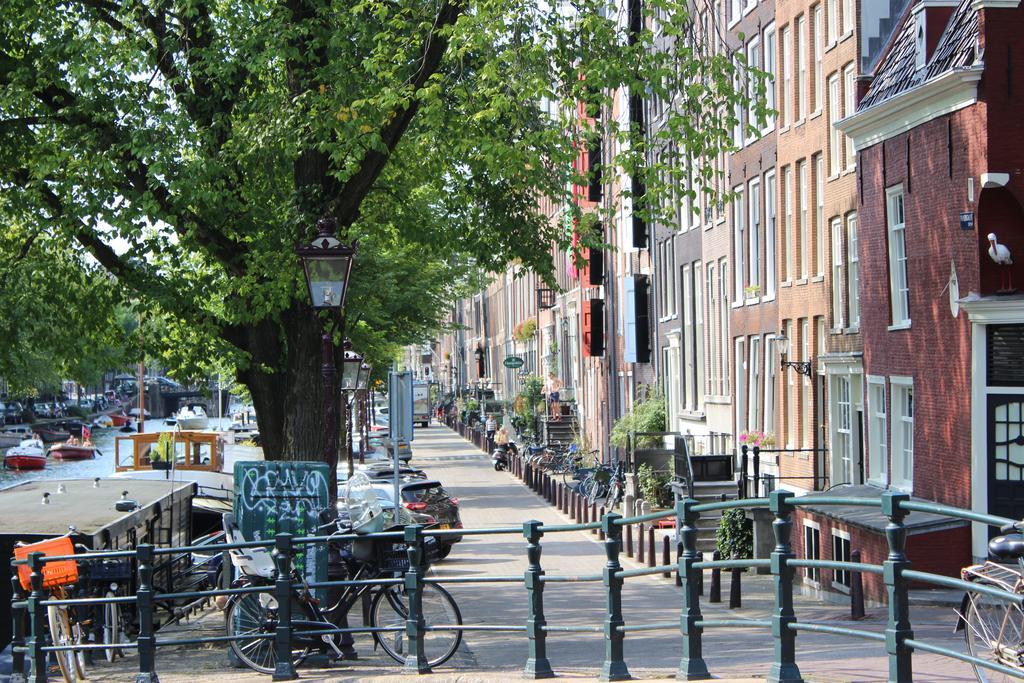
[[14, 537, 79, 591], [84, 559, 133, 582], [380, 542, 411, 573]]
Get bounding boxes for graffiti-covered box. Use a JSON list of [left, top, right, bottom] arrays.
[[233, 461, 328, 595]]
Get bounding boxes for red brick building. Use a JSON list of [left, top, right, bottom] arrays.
[[835, 0, 1024, 578]]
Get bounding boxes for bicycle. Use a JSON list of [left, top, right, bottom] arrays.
[[958, 520, 1024, 681], [603, 461, 626, 510], [222, 512, 463, 675], [14, 527, 90, 682]]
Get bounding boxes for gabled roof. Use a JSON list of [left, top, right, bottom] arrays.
[[859, 0, 980, 110]]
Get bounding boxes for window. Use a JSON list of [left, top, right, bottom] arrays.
[[782, 27, 793, 128], [847, 213, 860, 327], [735, 337, 747, 438], [765, 170, 777, 298], [694, 262, 705, 411], [784, 319, 794, 446], [828, 74, 841, 175], [827, 0, 837, 45], [748, 177, 761, 293], [798, 160, 808, 279], [891, 379, 914, 491], [844, 64, 856, 170], [803, 521, 821, 584], [867, 377, 887, 484], [802, 318, 811, 448], [831, 217, 844, 328], [764, 335, 777, 438], [813, 5, 823, 113], [730, 0, 741, 25], [832, 530, 852, 590], [683, 266, 694, 409], [886, 186, 910, 326], [706, 263, 718, 396], [747, 37, 761, 141], [842, 0, 854, 36], [815, 154, 825, 276], [763, 24, 777, 132], [796, 15, 807, 122], [832, 375, 853, 486], [664, 346, 677, 427], [733, 186, 745, 302], [748, 336, 762, 430], [782, 166, 792, 281], [720, 259, 730, 394]]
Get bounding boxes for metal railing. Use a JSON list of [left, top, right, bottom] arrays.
[[739, 445, 832, 498], [9, 465, 1024, 682]]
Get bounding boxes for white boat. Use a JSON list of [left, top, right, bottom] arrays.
[[0, 426, 34, 448], [5, 438, 46, 470], [175, 404, 209, 430]]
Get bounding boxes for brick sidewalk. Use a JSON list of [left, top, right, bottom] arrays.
[[81, 425, 977, 682]]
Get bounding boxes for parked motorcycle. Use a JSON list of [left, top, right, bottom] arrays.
[[491, 444, 510, 471]]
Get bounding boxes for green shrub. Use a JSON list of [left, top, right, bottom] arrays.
[[637, 463, 673, 508], [715, 508, 753, 560], [610, 387, 666, 449]]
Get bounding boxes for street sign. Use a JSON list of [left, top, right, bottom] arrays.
[[389, 371, 414, 443], [503, 355, 525, 369]]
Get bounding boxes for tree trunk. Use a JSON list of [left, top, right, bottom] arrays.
[[236, 304, 345, 492]]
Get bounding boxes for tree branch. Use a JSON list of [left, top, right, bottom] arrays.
[[332, 0, 464, 228]]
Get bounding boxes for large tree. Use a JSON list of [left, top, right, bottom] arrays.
[[0, 0, 759, 460]]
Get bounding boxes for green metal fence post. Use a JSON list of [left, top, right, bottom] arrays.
[[882, 492, 914, 683], [767, 491, 803, 683], [136, 543, 160, 682], [272, 533, 298, 681], [677, 499, 711, 680], [523, 520, 555, 679], [599, 513, 630, 682], [25, 553, 46, 683], [10, 572, 27, 682], [402, 525, 431, 674]]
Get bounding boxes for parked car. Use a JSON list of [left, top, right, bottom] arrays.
[[5, 402, 24, 424], [399, 480, 463, 558], [366, 435, 412, 462]]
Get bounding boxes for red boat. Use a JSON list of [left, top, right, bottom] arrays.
[[4, 439, 46, 470], [49, 442, 97, 460], [108, 412, 130, 427], [31, 426, 70, 443]]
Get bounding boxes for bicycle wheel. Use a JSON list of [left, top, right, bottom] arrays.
[[964, 587, 1024, 681], [370, 582, 463, 668], [47, 605, 84, 682], [103, 592, 126, 662], [226, 592, 312, 675]]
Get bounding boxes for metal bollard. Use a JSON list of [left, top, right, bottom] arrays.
[[766, 490, 802, 683], [850, 550, 866, 620], [522, 520, 555, 679], [599, 507, 606, 540], [272, 533, 298, 681], [625, 523, 633, 558], [647, 527, 656, 568], [662, 536, 671, 578], [881, 492, 913, 682], [729, 567, 742, 609], [10, 574, 27, 682], [637, 523, 645, 564], [709, 550, 721, 603], [25, 553, 46, 683], [592, 503, 599, 533], [136, 544, 159, 682], [599, 514, 630, 681], [677, 499, 710, 680], [556, 483, 562, 510], [583, 498, 590, 525], [401, 525, 431, 674]]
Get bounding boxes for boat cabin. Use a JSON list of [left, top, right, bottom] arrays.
[[115, 430, 224, 473]]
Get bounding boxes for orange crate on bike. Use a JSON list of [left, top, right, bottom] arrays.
[[14, 537, 78, 591]]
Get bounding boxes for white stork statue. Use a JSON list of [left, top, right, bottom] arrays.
[[988, 232, 1014, 292]]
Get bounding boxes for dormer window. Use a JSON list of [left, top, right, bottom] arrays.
[[915, 18, 927, 69], [912, 1, 958, 70]]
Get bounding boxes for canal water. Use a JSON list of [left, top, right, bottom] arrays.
[[0, 417, 237, 488]]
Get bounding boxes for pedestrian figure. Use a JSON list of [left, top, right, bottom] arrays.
[[545, 372, 563, 421], [485, 413, 497, 451]]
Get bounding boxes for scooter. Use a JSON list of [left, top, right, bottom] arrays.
[[491, 444, 510, 471]]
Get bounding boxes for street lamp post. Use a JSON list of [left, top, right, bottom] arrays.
[[340, 343, 369, 478], [774, 331, 813, 378], [296, 215, 355, 503]]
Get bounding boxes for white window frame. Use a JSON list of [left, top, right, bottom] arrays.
[[827, 0, 838, 46], [798, 160, 808, 279], [747, 36, 762, 144], [802, 318, 811, 448], [831, 216, 844, 329], [796, 15, 807, 123], [763, 23, 777, 133], [682, 265, 694, 410], [828, 73, 841, 176], [694, 261, 705, 411], [843, 64, 856, 171], [831, 529, 852, 592], [813, 5, 823, 115], [764, 170, 777, 299], [815, 154, 825, 276], [734, 185, 746, 304], [781, 27, 793, 129], [748, 177, 761, 295], [784, 319, 795, 448], [847, 212, 860, 328], [867, 376, 888, 486], [830, 374, 853, 487], [803, 520, 822, 585], [763, 335, 777, 438], [842, 0, 854, 37], [890, 376, 914, 492], [783, 166, 792, 282], [886, 185, 910, 328], [735, 337, 747, 439], [748, 335, 762, 430]]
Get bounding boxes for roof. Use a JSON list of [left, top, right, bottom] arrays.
[[860, 0, 980, 110], [798, 485, 968, 535]]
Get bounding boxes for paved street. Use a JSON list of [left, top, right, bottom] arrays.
[[88, 425, 980, 681]]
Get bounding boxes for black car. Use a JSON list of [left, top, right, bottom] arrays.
[[400, 480, 463, 558]]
